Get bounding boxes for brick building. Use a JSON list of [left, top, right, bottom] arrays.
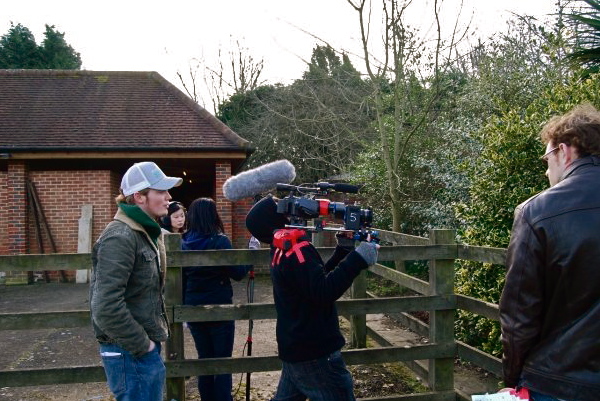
[[0, 69, 254, 285]]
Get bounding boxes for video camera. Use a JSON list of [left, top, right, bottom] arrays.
[[275, 182, 379, 243]]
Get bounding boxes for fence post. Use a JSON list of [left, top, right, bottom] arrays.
[[350, 269, 367, 348], [76, 204, 93, 283], [164, 233, 185, 401], [428, 229, 455, 393]]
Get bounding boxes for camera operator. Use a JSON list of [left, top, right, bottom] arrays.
[[246, 195, 379, 401]]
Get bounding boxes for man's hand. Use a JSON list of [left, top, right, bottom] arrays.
[[335, 232, 355, 251], [355, 241, 379, 266]]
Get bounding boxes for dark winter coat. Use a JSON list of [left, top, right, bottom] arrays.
[[270, 241, 368, 363], [181, 231, 250, 306]]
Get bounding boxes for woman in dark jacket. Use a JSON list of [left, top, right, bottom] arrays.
[[182, 197, 250, 401]]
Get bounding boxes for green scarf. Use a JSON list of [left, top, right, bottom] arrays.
[[118, 203, 162, 246]]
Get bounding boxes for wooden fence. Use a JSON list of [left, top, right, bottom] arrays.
[[0, 229, 508, 401]]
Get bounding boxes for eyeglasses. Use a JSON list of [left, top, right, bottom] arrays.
[[540, 146, 559, 163]]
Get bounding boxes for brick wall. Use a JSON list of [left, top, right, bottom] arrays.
[[0, 167, 117, 284], [231, 197, 253, 248], [26, 170, 117, 282], [0, 171, 7, 256], [215, 161, 233, 238], [214, 161, 254, 249], [4, 162, 29, 284]]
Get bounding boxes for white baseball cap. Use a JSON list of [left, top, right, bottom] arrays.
[[121, 162, 183, 196]]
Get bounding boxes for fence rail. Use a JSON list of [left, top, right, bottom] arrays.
[[0, 229, 508, 401]]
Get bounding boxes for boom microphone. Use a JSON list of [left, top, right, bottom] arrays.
[[223, 160, 296, 201]]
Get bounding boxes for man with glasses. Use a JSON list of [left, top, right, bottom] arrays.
[[499, 104, 600, 400]]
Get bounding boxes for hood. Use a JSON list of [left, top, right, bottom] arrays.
[[181, 231, 215, 250], [245, 195, 289, 244]]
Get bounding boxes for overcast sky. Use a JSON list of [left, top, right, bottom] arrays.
[[3, 0, 558, 105]]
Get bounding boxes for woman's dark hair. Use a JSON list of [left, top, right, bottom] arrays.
[[160, 201, 187, 233], [186, 197, 224, 235]]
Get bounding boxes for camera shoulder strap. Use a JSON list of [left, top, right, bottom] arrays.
[[271, 228, 311, 266]]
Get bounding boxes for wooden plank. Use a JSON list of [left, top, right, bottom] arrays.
[[428, 230, 455, 392], [377, 245, 457, 262], [76, 204, 93, 283], [338, 297, 456, 315], [351, 270, 368, 348], [457, 245, 506, 266], [385, 310, 429, 337], [173, 302, 277, 322], [369, 263, 430, 295], [0, 253, 91, 272], [0, 297, 453, 330], [167, 246, 457, 268], [164, 234, 185, 401], [456, 342, 502, 377], [376, 230, 430, 246], [0, 362, 453, 401], [166, 344, 455, 377], [377, 303, 502, 379], [0, 365, 106, 387], [0, 245, 457, 272], [172, 297, 455, 323], [168, 248, 272, 267], [456, 294, 499, 321], [344, 344, 455, 365], [365, 322, 429, 386], [0, 311, 90, 330], [166, 354, 281, 377]]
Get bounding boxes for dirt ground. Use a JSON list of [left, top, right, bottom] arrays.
[[0, 275, 500, 401]]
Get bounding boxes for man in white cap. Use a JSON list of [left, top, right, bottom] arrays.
[[90, 162, 182, 401]]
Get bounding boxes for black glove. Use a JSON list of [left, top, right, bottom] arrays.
[[335, 232, 355, 251]]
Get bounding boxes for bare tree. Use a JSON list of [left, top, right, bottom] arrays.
[[177, 39, 265, 114], [347, 0, 469, 232]]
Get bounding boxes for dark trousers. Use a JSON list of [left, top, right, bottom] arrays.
[[188, 320, 235, 401], [271, 350, 356, 401]]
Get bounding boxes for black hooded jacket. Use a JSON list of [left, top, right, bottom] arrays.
[[270, 240, 367, 362], [246, 195, 369, 362]]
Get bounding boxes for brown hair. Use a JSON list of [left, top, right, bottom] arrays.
[[540, 103, 600, 157], [114, 188, 150, 205]]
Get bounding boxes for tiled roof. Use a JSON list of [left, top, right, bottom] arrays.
[[0, 69, 250, 152]]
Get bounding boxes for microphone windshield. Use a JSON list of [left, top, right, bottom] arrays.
[[223, 159, 296, 201]]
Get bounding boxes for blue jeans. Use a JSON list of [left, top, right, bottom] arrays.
[[188, 320, 235, 401], [530, 390, 565, 401], [271, 350, 356, 401], [99, 342, 165, 401]]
